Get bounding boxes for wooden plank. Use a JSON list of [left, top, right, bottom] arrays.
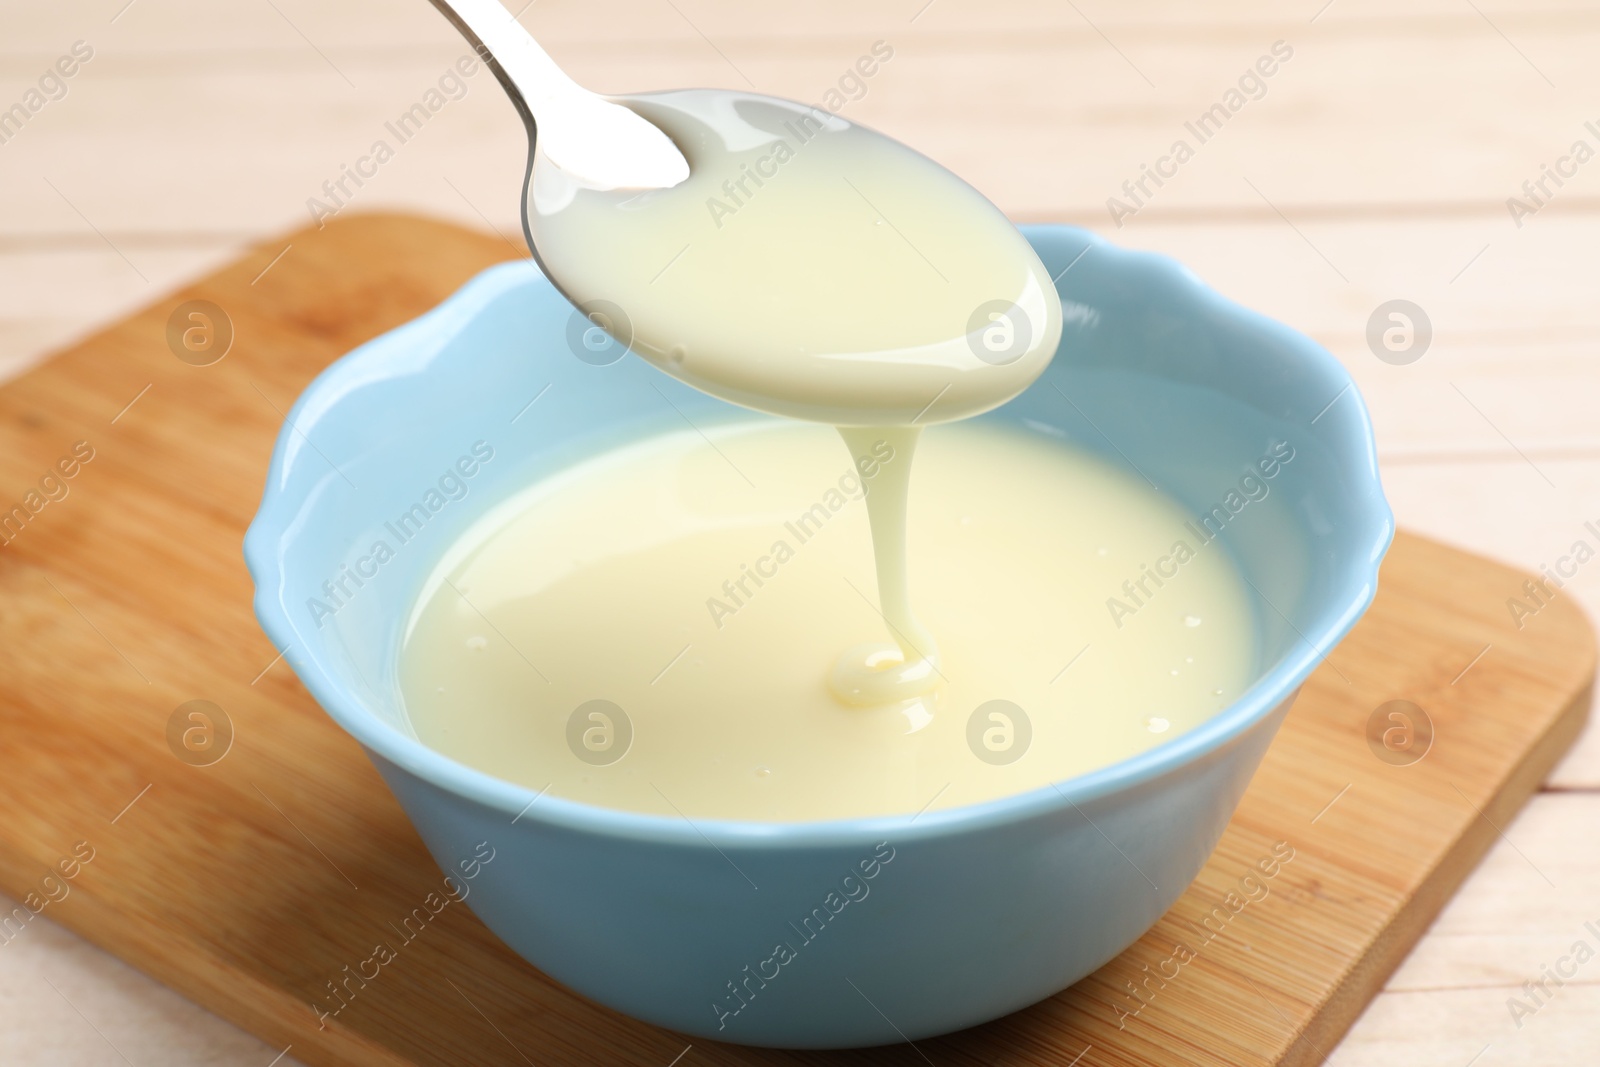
[[0, 213, 1589, 1066], [0, 905, 292, 1066], [8, 2, 1600, 237], [1339, 789, 1600, 1061]]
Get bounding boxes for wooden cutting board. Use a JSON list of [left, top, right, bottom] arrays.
[[0, 214, 1590, 1067]]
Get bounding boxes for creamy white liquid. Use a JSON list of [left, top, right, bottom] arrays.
[[528, 90, 1063, 427], [399, 422, 1256, 822], [527, 89, 1065, 702]]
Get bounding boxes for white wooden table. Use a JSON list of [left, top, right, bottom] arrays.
[[3, 1, 1598, 1063]]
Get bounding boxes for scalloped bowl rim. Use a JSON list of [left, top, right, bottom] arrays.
[[244, 224, 1394, 851]]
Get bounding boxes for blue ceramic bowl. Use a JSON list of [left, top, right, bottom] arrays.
[[245, 225, 1391, 1047]]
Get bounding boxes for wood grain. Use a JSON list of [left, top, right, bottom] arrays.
[[0, 213, 1590, 1066]]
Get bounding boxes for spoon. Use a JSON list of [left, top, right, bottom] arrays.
[[427, 0, 689, 192]]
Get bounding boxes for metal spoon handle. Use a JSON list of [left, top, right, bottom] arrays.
[[426, 0, 689, 190], [428, 0, 583, 111]]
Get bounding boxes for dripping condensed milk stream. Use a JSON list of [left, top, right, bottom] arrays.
[[526, 89, 1064, 705]]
